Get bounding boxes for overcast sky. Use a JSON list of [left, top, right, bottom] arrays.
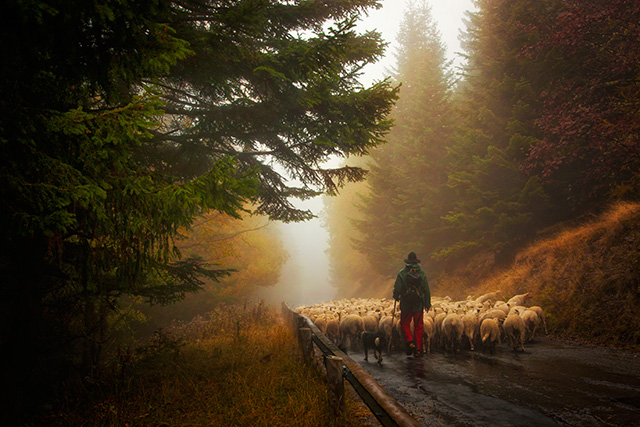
[[257, 0, 475, 308]]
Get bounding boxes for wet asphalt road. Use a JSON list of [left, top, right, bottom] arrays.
[[352, 338, 640, 426]]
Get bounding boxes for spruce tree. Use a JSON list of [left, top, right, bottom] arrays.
[[154, 0, 398, 222], [355, 0, 454, 277], [0, 0, 396, 416], [440, 0, 553, 265]]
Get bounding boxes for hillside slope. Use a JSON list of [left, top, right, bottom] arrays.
[[470, 202, 640, 349]]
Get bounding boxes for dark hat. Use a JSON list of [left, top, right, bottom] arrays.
[[404, 252, 420, 264]]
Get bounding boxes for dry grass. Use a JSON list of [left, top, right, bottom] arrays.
[[468, 201, 640, 349], [30, 303, 374, 426]]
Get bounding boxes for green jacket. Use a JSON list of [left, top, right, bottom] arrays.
[[393, 263, 431, 312]]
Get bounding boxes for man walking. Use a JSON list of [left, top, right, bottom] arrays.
[[393, 252, 431, 357]]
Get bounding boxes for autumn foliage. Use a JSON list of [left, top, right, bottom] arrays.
[[525, 0, 640, 204], [470, 202, 640, 349]]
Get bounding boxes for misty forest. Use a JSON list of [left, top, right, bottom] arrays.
[[2, 0, 640, 425]]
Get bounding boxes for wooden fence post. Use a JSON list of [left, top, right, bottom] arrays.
[[296, 315, 307, 330], [299, 327, 313, 364], [325, 355, 344, 420], [281, 302, 289, 325]]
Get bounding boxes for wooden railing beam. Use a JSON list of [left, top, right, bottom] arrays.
[[284, 303, 421, 427]]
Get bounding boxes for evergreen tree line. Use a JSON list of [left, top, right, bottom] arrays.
[[326, 0, 640, 295], [0, 0, 397, 419]]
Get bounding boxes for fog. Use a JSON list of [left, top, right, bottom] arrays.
[[257, 0, 474, 308], [359, 0, 475, 86], [254, 196, 335, 307]]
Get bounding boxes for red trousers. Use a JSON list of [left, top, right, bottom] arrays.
[[400, 311, 424, 351]]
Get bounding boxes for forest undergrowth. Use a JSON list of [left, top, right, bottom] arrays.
[[465, 201, 640, 350], [28, 303, 372, 427]]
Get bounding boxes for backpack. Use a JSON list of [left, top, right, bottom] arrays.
[[402, 267, 423, 306]]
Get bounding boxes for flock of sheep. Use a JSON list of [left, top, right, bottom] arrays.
[[295, 291, 548, 356]]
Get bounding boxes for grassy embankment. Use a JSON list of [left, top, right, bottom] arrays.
[[469, 201, 640, 349], [31, 303, 372, 426]]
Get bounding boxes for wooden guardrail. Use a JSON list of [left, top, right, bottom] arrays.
[[282, 303, 421, 427]]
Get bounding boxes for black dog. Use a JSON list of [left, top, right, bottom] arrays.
[[361, 331, 386, 365]]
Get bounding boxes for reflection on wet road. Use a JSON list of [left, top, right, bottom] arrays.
[[355, 338, 640, 426]]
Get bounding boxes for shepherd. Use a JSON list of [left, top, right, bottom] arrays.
[[393, 252, 431, 357]]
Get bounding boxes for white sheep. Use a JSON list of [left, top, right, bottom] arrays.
[[528, 305, 548, 334], [422, 316, 435, 354], [325, 317, 340, 344], [520, 309, 540, 342], [480, 318, 500, 354], [493, 301, 510, 315], [434, 311, 448, 348], [507, 292, 532, 307], [362, 313, 379, 332], [393, 316, 406, 348], [478, 308, 507, 326], [295, 296, 547, 356], [503, 313, 526, 352], [462, 312, 479, 351], [378, 315, 394, 352], [313, 315, 328, 333], [442, 313, 464, 353], [340, 313, 365, 350], [475, 291, 501, 304], [508, 305, 528, 316]]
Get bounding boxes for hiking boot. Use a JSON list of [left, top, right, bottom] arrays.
[[414, 348, 423, 358], [406, 341, 416, 355]]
